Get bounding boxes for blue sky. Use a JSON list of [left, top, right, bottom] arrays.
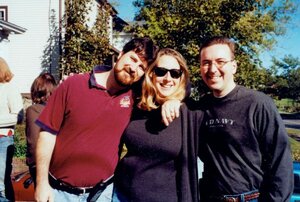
[[110, 0, 137, 21], [111, 0, 300, 68]]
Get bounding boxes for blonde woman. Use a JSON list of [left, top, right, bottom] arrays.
[[113, 48, 203, 202], [0, 57, 23, 201]]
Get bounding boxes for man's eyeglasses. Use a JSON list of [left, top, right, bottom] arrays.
[[153, 67, 183, 79], [201, 59, 234, 69]]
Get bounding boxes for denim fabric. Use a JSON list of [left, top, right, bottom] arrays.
[[112, 186, 129, 202], [53, 182, 113, 202], [0, 136, 14, 202]]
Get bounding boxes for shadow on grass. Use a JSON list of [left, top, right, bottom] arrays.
[[281, 112, 300, 120]]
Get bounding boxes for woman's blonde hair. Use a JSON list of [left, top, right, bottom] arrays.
[[138, 48, 189, 111], [0, 57, 13, 83]]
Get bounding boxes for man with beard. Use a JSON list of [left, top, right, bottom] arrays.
[[34, 37, 159, 202]]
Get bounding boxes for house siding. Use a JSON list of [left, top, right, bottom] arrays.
[[0, 0, 130, 93], [0, 0, 61, 93]]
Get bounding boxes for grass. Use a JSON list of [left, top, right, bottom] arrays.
[[14, 124, 26, 158], [288, 128, 300, 161], [275, 99, 300, 113], [290, 138, 300, 160]]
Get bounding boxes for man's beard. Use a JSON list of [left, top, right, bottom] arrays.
[[114, 68, 135, 87]]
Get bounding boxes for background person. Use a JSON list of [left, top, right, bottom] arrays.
[[34, 37, 159, 202], [113, 48, 202, 202], [26, 72, 57, 186], [0, 57, 24, 201], [198, 36, 293, 202]]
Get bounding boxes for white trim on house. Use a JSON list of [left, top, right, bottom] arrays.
[[0, 20, 26, 35]]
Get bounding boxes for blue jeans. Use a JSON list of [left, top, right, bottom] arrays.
[[0, 136, 14, 202], [112, 186, 128, 202], [53, 182, 113, 202]]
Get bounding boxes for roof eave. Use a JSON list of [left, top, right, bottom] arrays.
[[0, 20, 27, 34]]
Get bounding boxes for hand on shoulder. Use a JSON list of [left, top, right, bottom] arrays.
[[161, 99, 181, 126]]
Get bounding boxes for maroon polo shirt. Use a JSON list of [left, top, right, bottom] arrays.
[[36, 66, 133, 187]]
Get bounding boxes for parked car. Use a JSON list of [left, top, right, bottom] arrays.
[[292, 161, 300, 202]]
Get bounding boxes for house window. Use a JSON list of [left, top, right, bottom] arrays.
[[0, 6, 8, 21]]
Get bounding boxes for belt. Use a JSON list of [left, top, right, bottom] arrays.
[[49, 174, 93, 195], [49, 174, 113, 196], [208, 191, 260, 202], [228, 192, 259, 202]]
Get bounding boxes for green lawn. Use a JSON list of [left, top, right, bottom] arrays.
[[14, 124, 26, 158], [288, 128, 300, 161], [275, 99, 300, 113]]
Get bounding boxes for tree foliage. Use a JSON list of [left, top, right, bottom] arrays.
[[130, 0, 296, 96], [269, 55, 300, 100], [60, 0, 112, 76]]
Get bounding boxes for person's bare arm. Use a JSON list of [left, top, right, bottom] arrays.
[[34, 131, 56, 202]]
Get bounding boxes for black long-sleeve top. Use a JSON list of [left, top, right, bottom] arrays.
[[198, 85, 293, 201], [114, 104, 203, 202]]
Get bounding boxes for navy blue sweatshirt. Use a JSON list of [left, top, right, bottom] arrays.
[[198, 85, 293, 201]]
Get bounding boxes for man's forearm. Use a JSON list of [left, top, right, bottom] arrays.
[[36, 131, 56, 186]]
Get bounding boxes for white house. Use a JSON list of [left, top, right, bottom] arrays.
[[0, 0, 131, 94], [112, 15, 133, 51]]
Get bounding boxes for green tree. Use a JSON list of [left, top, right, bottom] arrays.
[[130, 0, 296, 96], [270, 55, 300, 99], [61, 0, 112, 76]]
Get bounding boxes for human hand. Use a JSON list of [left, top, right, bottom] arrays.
[[161, 99, 181, 126], [35, 182, 54, 202]]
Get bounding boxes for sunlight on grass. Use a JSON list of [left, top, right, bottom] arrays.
[[288, 128, 300, 161]]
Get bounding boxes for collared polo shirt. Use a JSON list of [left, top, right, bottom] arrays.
[[36, 66, 133, 187]]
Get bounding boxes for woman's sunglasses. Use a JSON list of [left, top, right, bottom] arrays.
[[153, 67, 183, 79]]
